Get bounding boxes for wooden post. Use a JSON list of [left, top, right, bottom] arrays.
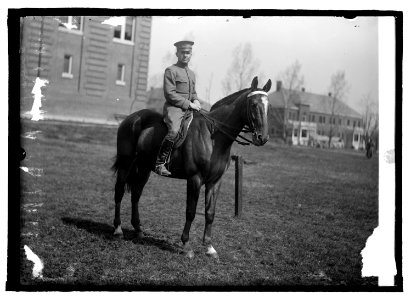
[[234, 155, 243, 217]]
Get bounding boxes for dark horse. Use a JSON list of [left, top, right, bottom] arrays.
[[112, 76, 271, 258]]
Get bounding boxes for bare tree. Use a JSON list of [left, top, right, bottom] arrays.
[[222, 43, 260, 95], [328, 70, 349, 147], [361, 92, 379, 141], [148, 51, 176, 88], [278, 60, 305, 141], [204, 73, 214, 104]]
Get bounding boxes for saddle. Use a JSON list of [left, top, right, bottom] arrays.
[[173, 110, 194, 149]]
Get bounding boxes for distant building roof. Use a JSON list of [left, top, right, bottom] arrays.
[[268, 88, 362, 119]]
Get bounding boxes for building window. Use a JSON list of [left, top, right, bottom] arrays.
[[311, 115, 316, 122], [332, 118, 336, 125], [62, 54, 73, 78], [302, 112, 306, 122], [354, 134, 359, 142], [347, 119, 350, 126], [293, 128, 298, 137], [353, 121, 356, 127], [57, 16, 83, 32], [301, 129, 307, 138], [288, 111, 292, 120], [113, 17, 135, 43], [339, 118, 342, 125], [116, 64, 126, 86], [358, 120, 361, 127]]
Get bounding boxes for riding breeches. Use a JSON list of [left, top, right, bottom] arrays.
[[163, 106, 186, 141]]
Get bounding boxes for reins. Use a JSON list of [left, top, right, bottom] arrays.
[[198, 109, 254, 145], [198, 90, 267, 146]]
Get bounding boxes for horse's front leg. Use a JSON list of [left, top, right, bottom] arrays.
[[181, 175, 202, 258], [203, 178, 223, 259]]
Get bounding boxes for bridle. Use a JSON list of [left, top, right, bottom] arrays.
[[245, 90, 268, 135], [198, 90, 268, 146]]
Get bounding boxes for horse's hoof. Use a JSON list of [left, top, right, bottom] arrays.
[[113, 232, 124, 239], [185, 250, 195, 259], [205, 245, 219, 259], [135, 231, 144, 240], [113, 226, 124, 239], [206, 252, 219, 259]]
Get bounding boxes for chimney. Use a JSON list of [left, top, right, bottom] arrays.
[[276, 81, 282, 91], [301, 87, 305, 92]]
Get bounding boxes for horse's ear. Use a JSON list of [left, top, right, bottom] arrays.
[[251, 76, 258, 90], [263, 79, 272, 93]]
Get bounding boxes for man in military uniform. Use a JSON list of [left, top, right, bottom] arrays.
[[154, 40, 201, 176]]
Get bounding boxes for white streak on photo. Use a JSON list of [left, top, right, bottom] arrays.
[[22, 130, 42, 140], [361, 17, 396, 286], [20, 167, 43, 177], [22, 232, 39, 238], [102, 16, 125, 27], [24, 245, 44, 279], [29, 77, 49, 121], [23, 203, 44, 208], [23, 190, 43, 195]]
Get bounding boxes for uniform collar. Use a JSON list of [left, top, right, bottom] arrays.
[[176, 62, 188, 69]]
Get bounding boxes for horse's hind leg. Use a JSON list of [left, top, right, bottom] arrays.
[[130, 167, 151, 239], [113, 168, 127, 237]]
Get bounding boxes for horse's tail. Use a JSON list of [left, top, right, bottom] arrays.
[[111, 109, 162, 190], [111, 111, 143, 191], [112, 154, 139, 192], [111, 154, 132, 175]]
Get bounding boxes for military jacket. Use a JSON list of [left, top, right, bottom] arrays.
[[163, 62, 198, 111]]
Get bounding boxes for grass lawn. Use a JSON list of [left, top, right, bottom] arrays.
[[17, 119, 379, 289]]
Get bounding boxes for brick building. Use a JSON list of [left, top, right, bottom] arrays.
[[20, 16, 152, 123], [268, 81, 365, 149]]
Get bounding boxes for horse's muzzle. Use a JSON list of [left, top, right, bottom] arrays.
[[252, 133, 269, 146]]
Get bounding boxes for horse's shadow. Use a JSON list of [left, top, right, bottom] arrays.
[[61, 217, 181, 254]]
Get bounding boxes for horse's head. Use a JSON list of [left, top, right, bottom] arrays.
[[245, 76, 272, 146]]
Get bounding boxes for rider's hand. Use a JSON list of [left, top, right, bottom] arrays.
[[189, 101, 201, 111], [193, 100, 202, 111]]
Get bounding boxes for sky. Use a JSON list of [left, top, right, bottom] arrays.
[[148, 16, 379, 114]]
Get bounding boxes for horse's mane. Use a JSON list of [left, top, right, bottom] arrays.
[[210, 88, 250, 111]]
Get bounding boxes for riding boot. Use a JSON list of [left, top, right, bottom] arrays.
[[154, 138, 174, 176]]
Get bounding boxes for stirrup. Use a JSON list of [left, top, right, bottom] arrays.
[[154, 163, 172, 176]]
